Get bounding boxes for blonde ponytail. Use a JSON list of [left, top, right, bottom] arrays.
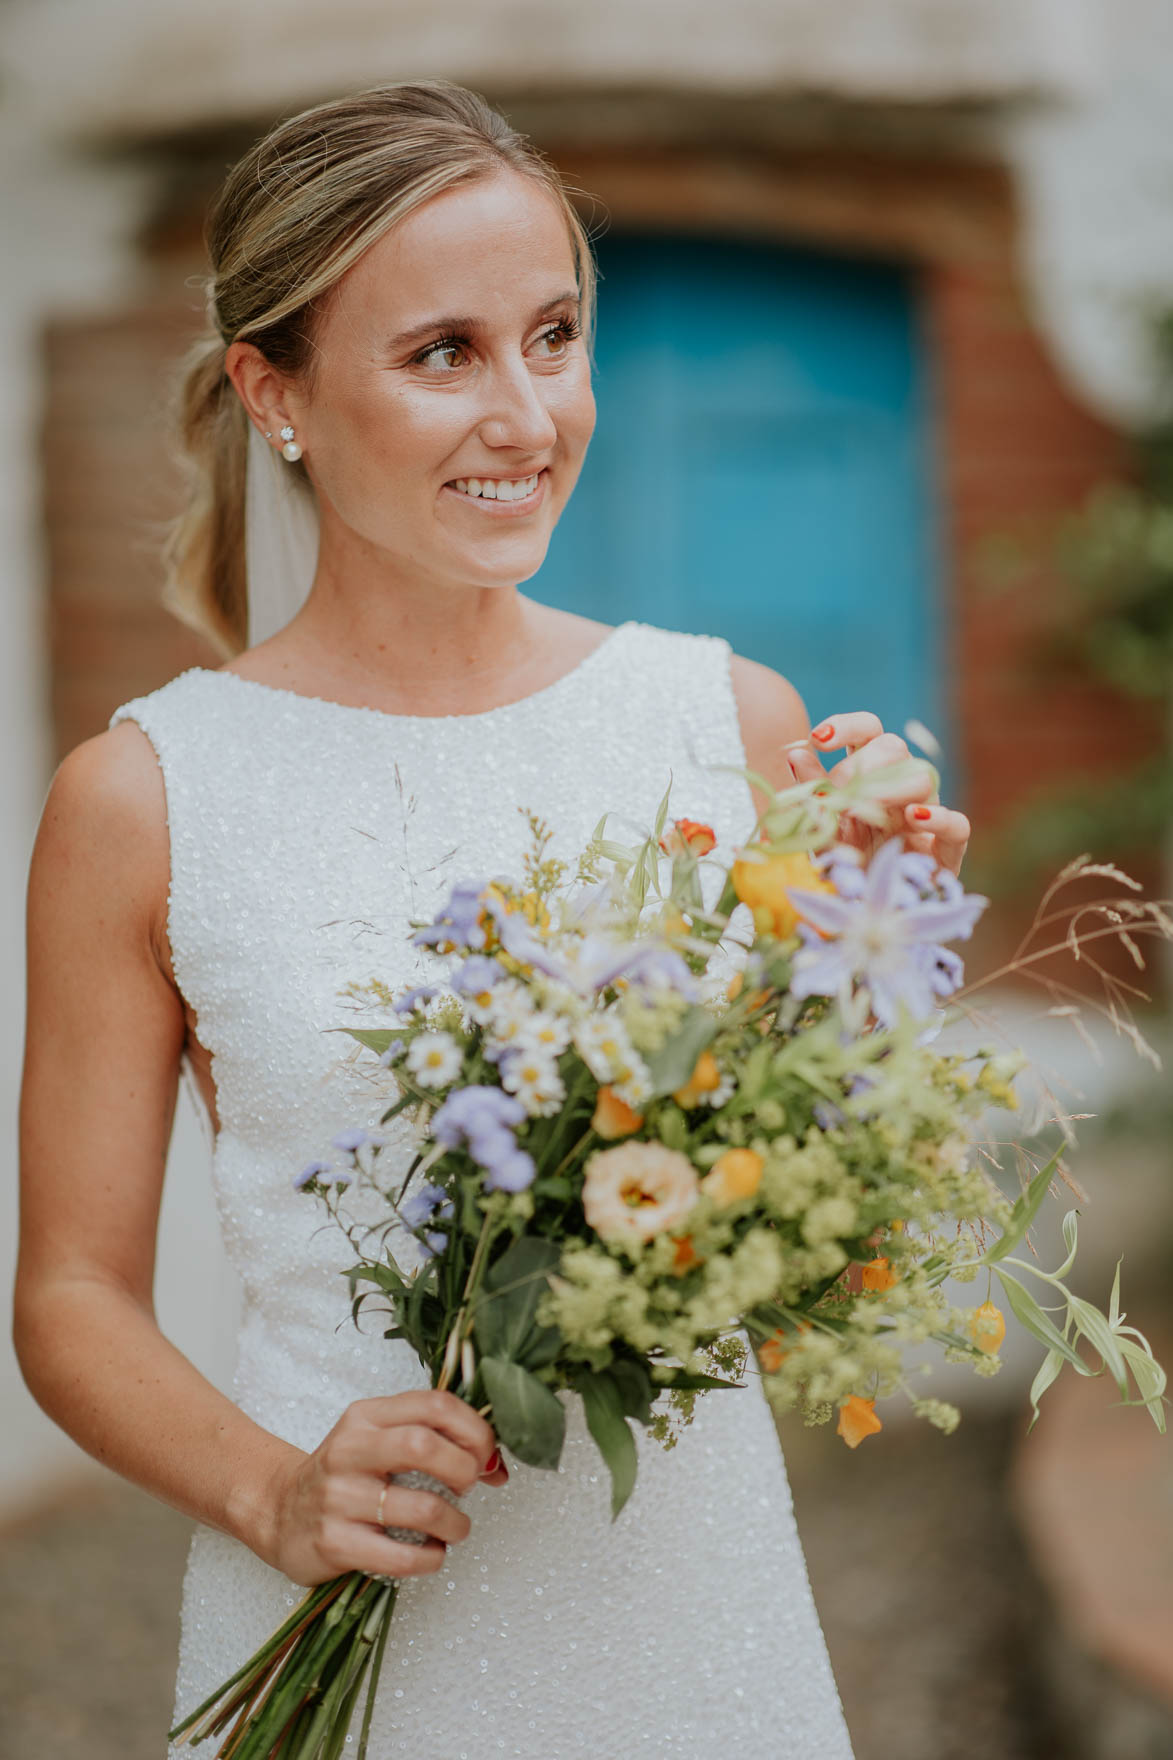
[[162, 80, 598, 655]]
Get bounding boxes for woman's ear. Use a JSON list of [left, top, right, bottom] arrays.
[[224, 340, 294, 439]]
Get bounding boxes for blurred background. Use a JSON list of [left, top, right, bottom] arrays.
[[2, 1, 1172, 1755]]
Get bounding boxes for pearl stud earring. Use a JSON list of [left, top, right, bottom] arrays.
[[279, 424, 302, 463]]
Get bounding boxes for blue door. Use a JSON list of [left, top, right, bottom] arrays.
[[533, 233, 945, 768]]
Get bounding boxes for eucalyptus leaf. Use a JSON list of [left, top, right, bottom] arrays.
[[480, 1357, 566, 1471], [579, 1372, 639, 1519], [610, 1358, 656, 1426], [474, 1236, 562, 1362]]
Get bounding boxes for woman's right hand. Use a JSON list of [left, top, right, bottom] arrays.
[[256, 1390, 507, 1587]]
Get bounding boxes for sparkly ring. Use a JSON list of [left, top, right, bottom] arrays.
[[376, 1478, 390, 1529]]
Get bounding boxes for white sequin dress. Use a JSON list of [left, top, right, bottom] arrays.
[[110, 619, 855, 1759]]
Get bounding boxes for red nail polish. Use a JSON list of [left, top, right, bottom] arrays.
[[912, 806, 932, 821], [483, 1447, 502, 1475], [812, 724, 833, 743]]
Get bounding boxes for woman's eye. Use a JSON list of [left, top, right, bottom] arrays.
[[534, 320, 579, 358], [415, 338, 470, 373]]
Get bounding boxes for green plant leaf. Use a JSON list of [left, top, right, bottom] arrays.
[[1027, 1347, 1065, 1431], [609, 1358, 656, 1426], [474, 1236, 562, 1362], [996, 1271, 1089, 1373], [1066, 1294, 1129, 1391], [480, 1357, 566, 1470], [981, 1150, 1062, 1265], [644, 1007, 719, 1098], [578, 1372, 639, 1519], [1118, 1338, 1169, 1432], [342, 1028, 398, 1055]]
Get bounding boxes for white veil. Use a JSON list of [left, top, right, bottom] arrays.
[[244, 423, 320, 646]]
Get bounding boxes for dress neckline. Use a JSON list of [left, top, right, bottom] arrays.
[[188, 620, 633, 728]]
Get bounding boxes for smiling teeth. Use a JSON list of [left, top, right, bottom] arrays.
[[452, 473, 540, 501]]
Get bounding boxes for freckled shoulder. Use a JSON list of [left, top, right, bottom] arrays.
[[728, 652, 810, 795]]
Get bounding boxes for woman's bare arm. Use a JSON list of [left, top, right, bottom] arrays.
[[15, 723, 502, 1588]]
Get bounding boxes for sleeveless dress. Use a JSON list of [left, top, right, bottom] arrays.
[[110, 619, 856, 1760]]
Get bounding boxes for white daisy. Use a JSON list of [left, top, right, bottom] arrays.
[[405, 1030, 463, 1090], [517, 1010, 572, 1057], [573, 1014, 637, 1082], [486, 980, 536, 1050], [500, 1045, 566, 1117]]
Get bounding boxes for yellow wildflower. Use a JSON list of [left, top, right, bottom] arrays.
[[702, 1148, 764, 1208], [730, 847, 835, 940]]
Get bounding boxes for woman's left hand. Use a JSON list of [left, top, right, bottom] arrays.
[[786, 711, 971, 876]]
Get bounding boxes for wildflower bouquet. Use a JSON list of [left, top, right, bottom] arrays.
[[172, 765, 1169, 1758]]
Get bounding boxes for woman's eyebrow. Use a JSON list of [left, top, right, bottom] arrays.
[[387, 290, 580, 352]]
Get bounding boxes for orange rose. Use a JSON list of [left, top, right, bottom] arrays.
[[591, 1085, 645, 1140], [756, 1321, 810, 1374], [671, 1235, 702, 1275], [673, 1049, 722, 1110], [837, 1395, 883, 1449], [731, 847, 835, 940], [860, 1256, 900, 1293], [968, 1301, 1006, 1355], [702, 1148, 764, 1207], [659, 818, 717, 858]]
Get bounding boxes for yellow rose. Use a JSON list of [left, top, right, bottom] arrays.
[[591, 1085, 645, 1140], [968, 1301, 1006, 1355], [731, 848, 834, 940], [702, 1148, 764, 1207], [860, 1256, 900, 1293], [673, 1049, 722, 1110]]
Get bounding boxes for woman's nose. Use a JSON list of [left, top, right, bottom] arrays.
[[479, 360, 558, 454]]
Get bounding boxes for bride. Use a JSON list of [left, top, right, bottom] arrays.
[[16, 80, 969, 1756]]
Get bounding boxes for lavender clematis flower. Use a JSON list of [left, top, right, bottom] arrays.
[[786, 837, 987, 1029], [572, 935, 699, 1000]]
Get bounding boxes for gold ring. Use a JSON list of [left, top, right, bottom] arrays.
[[376, 1479, 390, 1528]]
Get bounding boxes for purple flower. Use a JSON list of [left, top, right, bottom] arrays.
[[377, 1038, 406, 1067], [412, 881, 493, 952], [432, 1085, 526, 1147], [451, 955, 503, 997], [332, 1126, 382, 1153], [293, 1159, 332, 1191], [786, 837, 987, 1029], [400, 1181, 455, 1259], [393, 984, 440, 1016], [482, 1146, 537, 1194], [430, 1084, 536, 1192], [575, 936, 699, 999]]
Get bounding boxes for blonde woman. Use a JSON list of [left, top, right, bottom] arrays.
[[17, 80, 968, 1756]]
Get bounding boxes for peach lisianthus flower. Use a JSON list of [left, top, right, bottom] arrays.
[[837, 1395, 883, 1449], [582, 1142, 699, 1245]]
